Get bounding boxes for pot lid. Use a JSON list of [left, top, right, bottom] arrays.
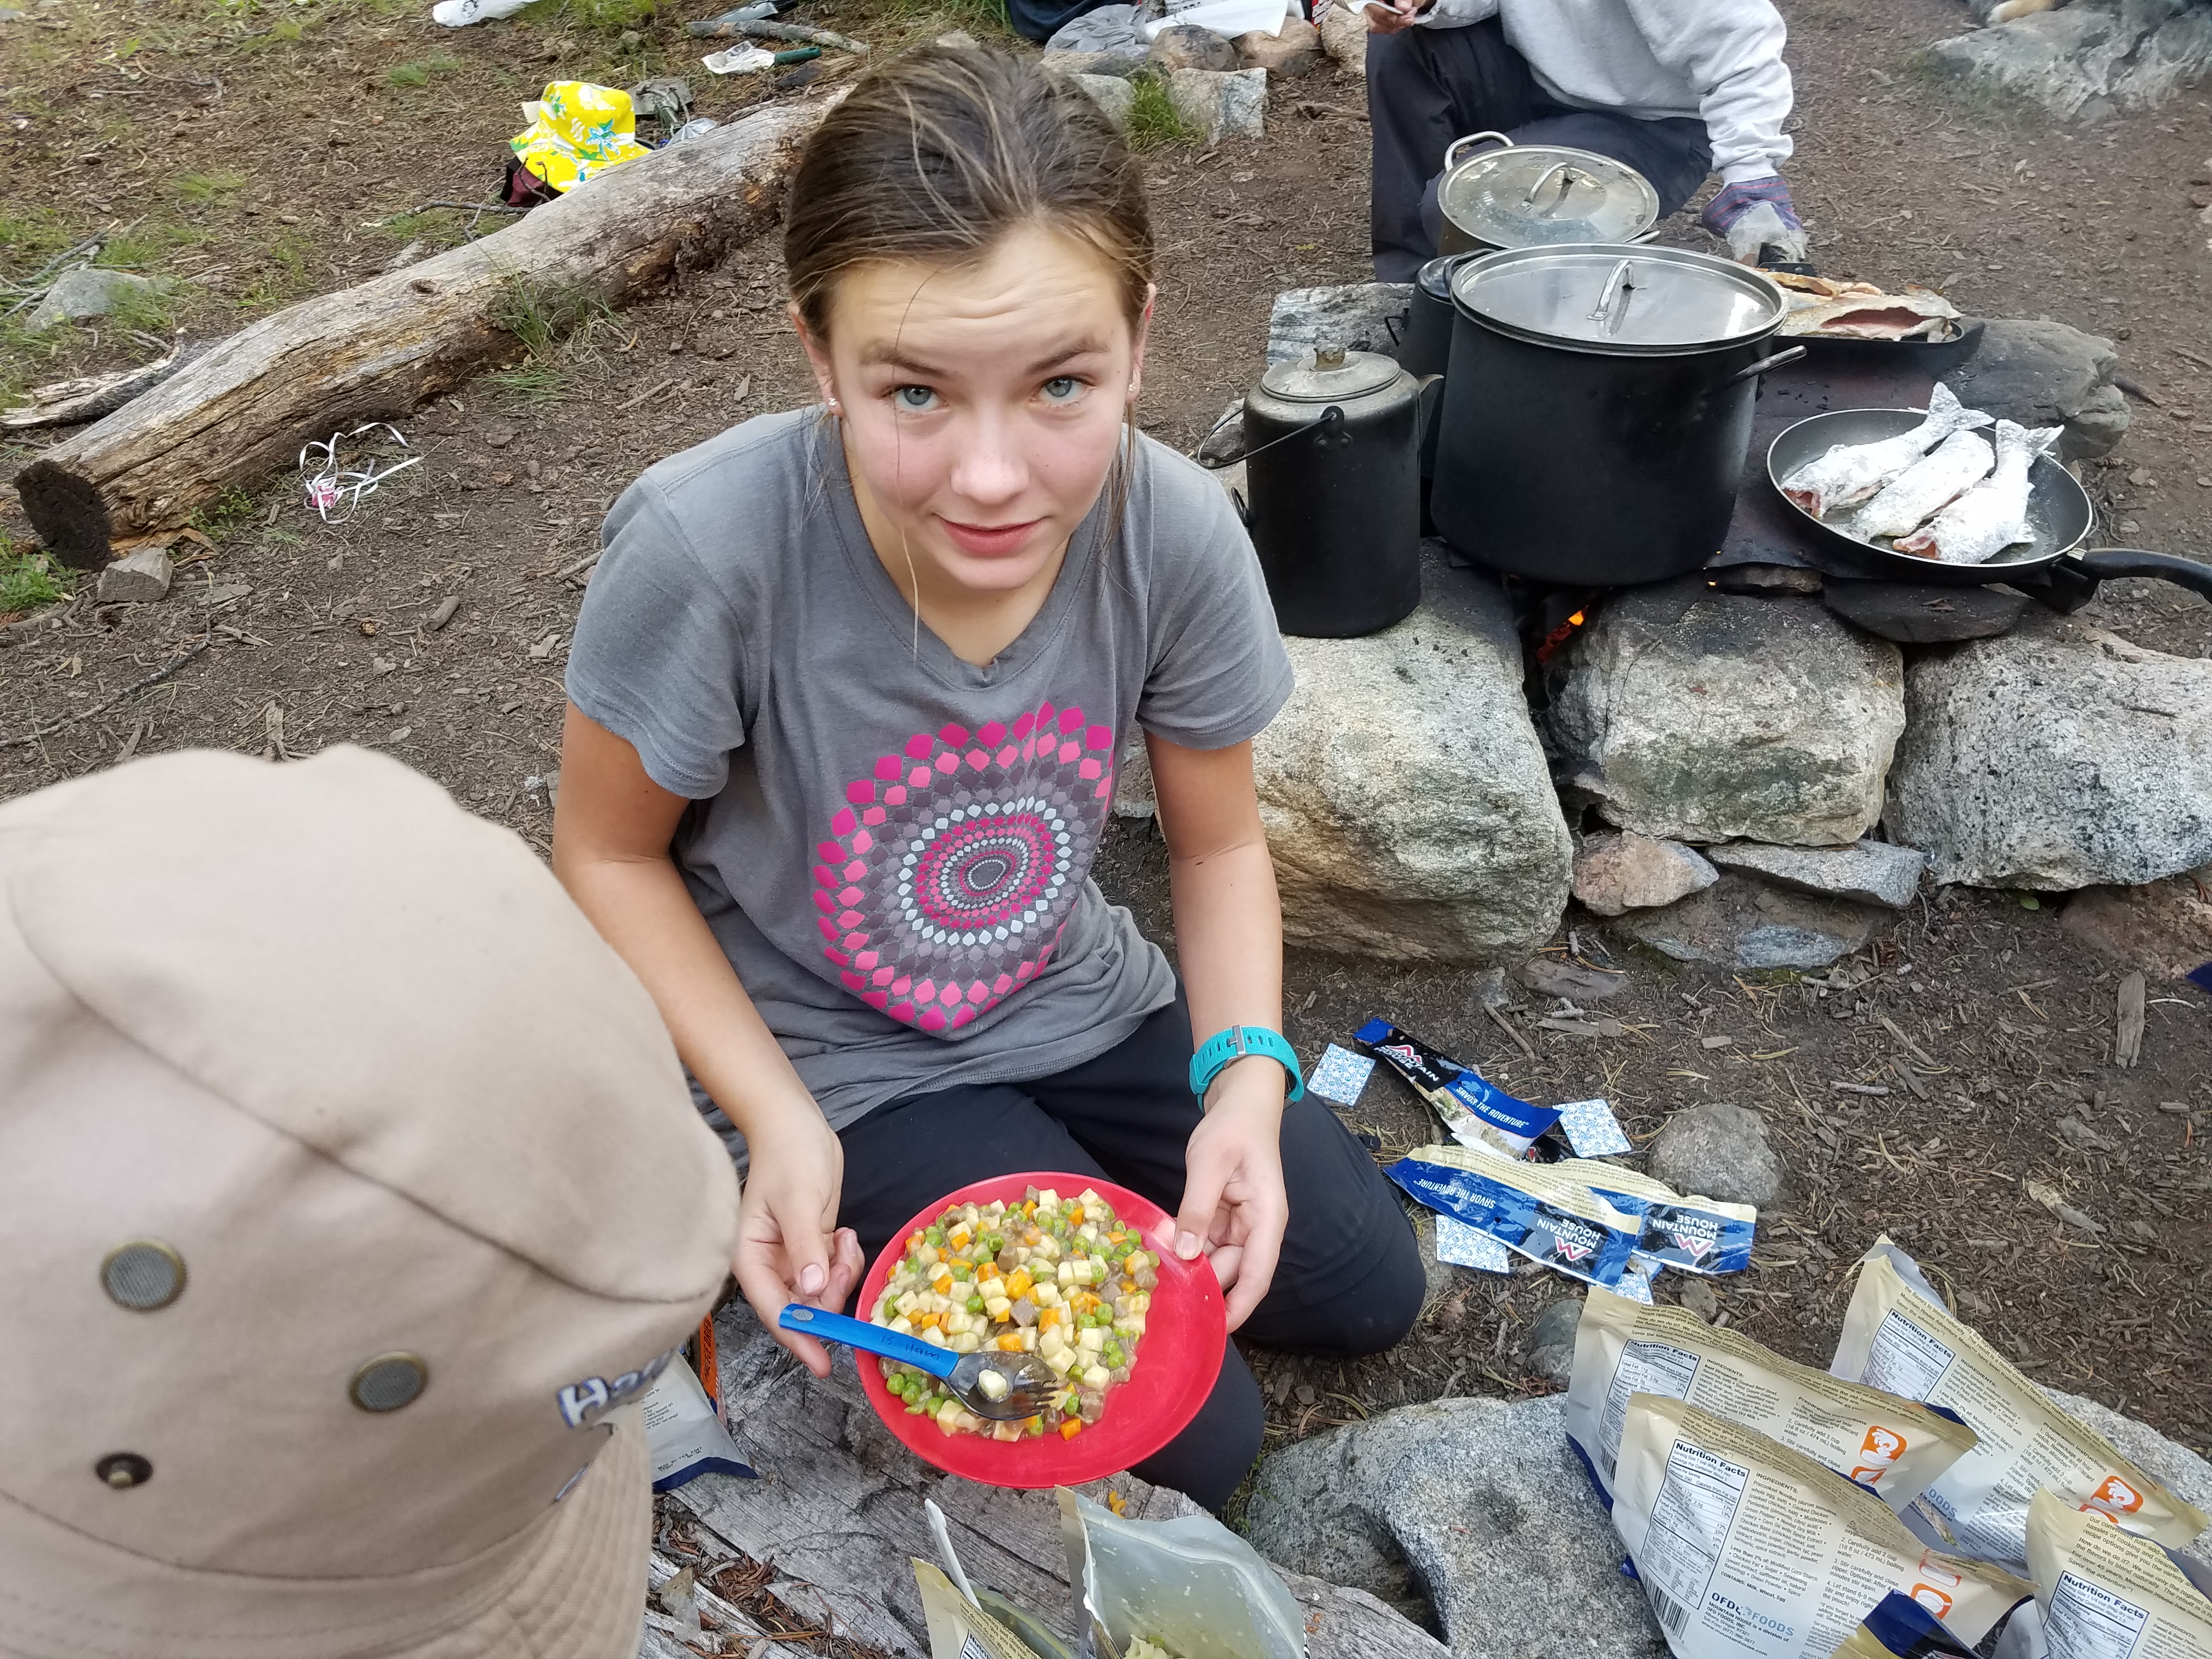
[[1416, 253, 1465, 301], [1259, 343, 1403, 402], [1449, 244, 1786, 355], [1438, 142, 1658, 249]]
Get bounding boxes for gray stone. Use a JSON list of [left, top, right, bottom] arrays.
[[1942, 317, 2130, 462], [1819, 579, 2033, 645], [1613, 872, 1886, 972], [1244, 1394, 1666, 1659], [1318, 0, 1368, 74], [1547, 579, 1906, 848], [1704, 839, 1927, 911], [1923, 0, 2212, 129], [1043, 47, 1147, 77], [1254, 557, 1573, 963], [1515, 956, 1629, 1001], [1526, 1295, 1583, 1384], [2045, 1389, 2212, 1570], [1111, 729, 1155, 818], [1572, 831, 1718, 917], [1268, 281, 1414, 364], [1073, 72, 1137, 129], [1887, 613, 2212, 890], [1677, 1278, 1721, 1323], [1166, 65, 1267, 142], [26, 267, 162, 332], [1236, 18, 1322, 75], [932, 27, 979, 47], [96, 545, 173, 603], [1150, 21, 1240, 71], [1647, 1101, 1788, 1210]]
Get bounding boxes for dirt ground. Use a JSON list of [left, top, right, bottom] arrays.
[[3, 0, 2207, 1493]]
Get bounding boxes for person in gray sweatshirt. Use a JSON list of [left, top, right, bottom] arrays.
[[1361, 0, 1803, 282]]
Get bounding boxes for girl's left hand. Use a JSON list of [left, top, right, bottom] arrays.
[[1160, 1058, 1289, 1330]]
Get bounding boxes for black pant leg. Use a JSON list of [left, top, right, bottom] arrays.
[[1365, 18, 1538, 280], [1511, 108, 1715, 218]]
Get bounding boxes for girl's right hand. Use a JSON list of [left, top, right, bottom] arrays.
[[736, 1109, 866, 1376]]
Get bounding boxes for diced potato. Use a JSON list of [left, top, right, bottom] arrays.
[[992, 1419, 1023, 1442], [889, 1316, 913, 1336], [1035, 1282, 1063, 1307], [1082, 1364, 1112, 1392], [985, 1296, 1014, 1321], [1057, 1260, 1077, 1286], [1046, 1347, 1078, 1376], [936, 1399, 963, 1434], [944, 1309, 971, 1336], [1018, 1328, 1039, 1352], [1116, 1313, 1147, 1337], [1078, 1327, 1105, 1353], [1037, 1188, 1060, 1209], [921, 1327, 947, 1347]]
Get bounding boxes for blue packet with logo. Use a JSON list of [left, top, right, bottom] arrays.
[[1356, 1018, 1563, 1155], [1387, 1143, 1640, 1289], [1553, 1159, 1759, 1276]]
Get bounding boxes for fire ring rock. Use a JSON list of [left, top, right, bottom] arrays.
[[1886, 614, 2212, 891], [1547, 579, 1907, 849], [1254, 557, 1573, 963]]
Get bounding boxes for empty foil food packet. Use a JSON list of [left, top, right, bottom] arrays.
[[1388, 1142, 1641, 1289], [1997, 1487, 2212, 1659], [641, 1353, 754, 1492], [1830, 1241, 2207, 1576], [1548, 1157, 1758, 1278], [1831, 1590, 1980, 1659], [1565, 1286, 1978, 1511], [916, 1560, 1042, 1659], [1357, 1018, 1562, 1155], [1612, 1393, 2033, 1659]]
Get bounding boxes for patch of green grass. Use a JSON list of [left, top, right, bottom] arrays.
[[172, 168, 249, 205], [189, 486, 261, 539], [882, 0, 1011, 32], [487, 361, 568, 404], [493, 275, 613, 358], [1124, 72, 1189, 150], [0, 535, 70, 616], [0, 207, 77, 274], [384, 51, 461, 87], [516, 0, 653, 30]]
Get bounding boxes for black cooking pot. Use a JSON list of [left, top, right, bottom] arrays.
[[1431, 244, 1805, 586]]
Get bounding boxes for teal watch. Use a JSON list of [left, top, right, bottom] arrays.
[[1189, 1025, 1305, 1104]]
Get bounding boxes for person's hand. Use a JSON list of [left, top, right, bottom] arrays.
[[1156, 1058, 1289, 1330], [1699, 176, 1808, 266], [733, 1108, 865, 1376], [1355, 0, 1421, 33]]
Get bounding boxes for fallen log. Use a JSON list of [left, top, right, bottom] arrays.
[[13, 97, 827, 569], [1, 338, 201, 431]]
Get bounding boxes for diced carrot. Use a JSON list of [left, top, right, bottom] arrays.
[[1060, 1419, 1083, 1440], [910, 1312, 937, 1331], [1005, 1269, 1034, 1299], [1068, 1205, 1085, 1225], [932, 1275, 953, 1297], [976, 1262, 1001, 1282], [1121, 1277, 1138, 1293], [1038, 1307, 1059, 1329], [997, 1334, 1024, 1352]]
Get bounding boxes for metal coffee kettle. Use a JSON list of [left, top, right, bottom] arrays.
[[1242, 343, 1430, 639]]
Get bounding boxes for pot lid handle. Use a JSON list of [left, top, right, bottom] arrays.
[[1520, 160, 1592, 217], [1586, 258, 1635, 335], [1441, 128, 1513, 172]]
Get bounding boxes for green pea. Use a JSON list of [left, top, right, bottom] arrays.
[[926, 1226, 946, 1245], [986, 1233, 1005, 1255], [966, 1294, 985, 1313]]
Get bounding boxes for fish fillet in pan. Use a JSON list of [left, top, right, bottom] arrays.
[[1848, 428, 1995, 541], [1895, 421, 2063, 564], [1779, 385, 1993, 517]]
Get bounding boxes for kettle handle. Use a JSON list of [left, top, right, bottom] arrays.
[[1442, 129, 1513, 172]]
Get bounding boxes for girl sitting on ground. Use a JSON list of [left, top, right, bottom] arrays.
[[552, 44, 1421, 1509]]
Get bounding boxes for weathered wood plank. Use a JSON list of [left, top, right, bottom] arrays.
[[13, 97, 827, 568], [665, 1304, 1448, 1659]]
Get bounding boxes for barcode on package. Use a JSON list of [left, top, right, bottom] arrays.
[[961, 1639, 993, 1659], [1646, 1583, 1696, 1638]]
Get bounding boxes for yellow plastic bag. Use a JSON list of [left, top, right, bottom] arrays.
[[510, 81, 651, 193]]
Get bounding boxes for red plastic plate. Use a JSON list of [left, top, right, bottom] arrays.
[[851, 1172, 1226, 1489]]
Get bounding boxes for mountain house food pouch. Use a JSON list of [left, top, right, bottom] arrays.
[[1831, 1590, 1980, 1659], [1546, 1158, 1759, 1277], [641, 1352, 755, 1492], [1831, 1246, 2208, 1575], [1056, 1488, 1304, 1659], [915, 1561, 1040, 1659], [2020, 1488, 2212, 1659], [1565, 1287, 1978, 1510], [1612, 1394, 2033, 1659], [1356, 1018, 1563, 1155], [1387, 1142, 1640, 1289]]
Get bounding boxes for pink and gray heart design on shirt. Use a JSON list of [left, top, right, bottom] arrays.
[[815, 701, 1118, 1033]]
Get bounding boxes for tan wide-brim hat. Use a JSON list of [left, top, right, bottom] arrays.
[[0, 747, 740, 1659]]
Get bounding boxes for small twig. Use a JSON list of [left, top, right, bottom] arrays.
[[618, 376, 677, 411], [403, 200, 529, 218], [687, 16, 869, 50], [0, 636, 214, 749], [552, 548, 603, 582], [1482, 1002, 1538, 1062], [2111, 374, 2162, 408]]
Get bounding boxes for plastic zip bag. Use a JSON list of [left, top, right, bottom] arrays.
[[1564, 1286, 1978, 1511], [1057, 1488, 1304, 1659]]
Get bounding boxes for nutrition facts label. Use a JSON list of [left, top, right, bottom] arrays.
[[1638, 1441, 1751, 1643], [1860, 1311, 1957, 1401], [1601, 1341, 1702, 1476], [2044, 1571, 2152, 1659]]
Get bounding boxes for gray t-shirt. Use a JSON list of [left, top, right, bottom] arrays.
[[566, 408, 1294, 1134]]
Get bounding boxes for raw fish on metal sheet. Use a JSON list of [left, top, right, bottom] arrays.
[[1776, 287, 1962, 342], [1847, 427, 1995, 541], [1778, 383, 1993, 517], [1895, 420, 2062, 564]]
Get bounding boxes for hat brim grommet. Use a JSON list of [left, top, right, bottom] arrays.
[[100, 1240, 187, 1311], [349, 1352, 430, 1413], [96, 1453, 154, 1488]]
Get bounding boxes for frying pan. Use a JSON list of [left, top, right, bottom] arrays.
[[1766, 408, 2212, 602]]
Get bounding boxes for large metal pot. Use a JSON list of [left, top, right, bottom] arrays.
[[1436, 132, 1659, 256], [1431, 244, 1804, 586], [1243, 345, 1428, 637]]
